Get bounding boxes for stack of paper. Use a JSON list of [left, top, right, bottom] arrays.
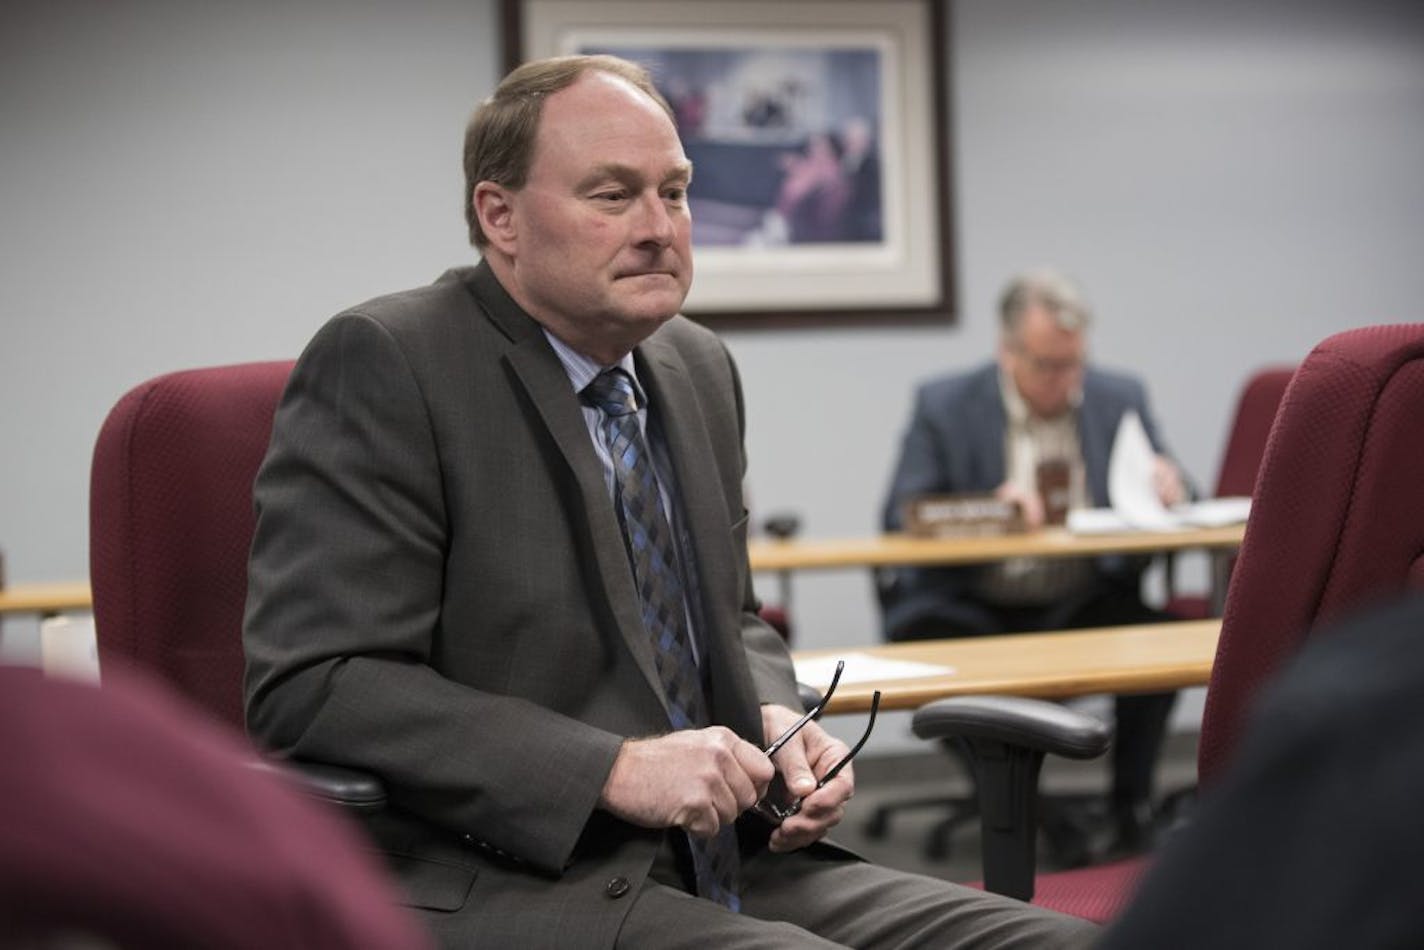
[[1065, 410, 1251, 534]]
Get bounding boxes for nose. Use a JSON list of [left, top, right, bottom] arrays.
[[632, 192, 676, 248]]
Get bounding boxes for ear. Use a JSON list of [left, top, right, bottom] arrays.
[[996, 335, 1016, 374], [473, 181, 518, 256]]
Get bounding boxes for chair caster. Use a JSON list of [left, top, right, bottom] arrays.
[[923, 831, 952, 860], [923, 815, 959, 860]]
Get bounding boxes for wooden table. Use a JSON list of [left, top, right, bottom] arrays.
[[0, 526, 1241, 620], [749, 523, 1244, 617], [790, 618, 1221, 715], [0, 581, 94, 618], [748, 524, 1245, 572], [1, 584, 1218, 716]]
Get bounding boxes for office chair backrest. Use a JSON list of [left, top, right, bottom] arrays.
[[1163, 365, 1295, 622], [1200, 324, 1424, 784], [1211, 367, 1295, 498], [90, 361, 295, 728]]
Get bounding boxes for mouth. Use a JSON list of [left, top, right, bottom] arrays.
[[616, 269, 677, 281]]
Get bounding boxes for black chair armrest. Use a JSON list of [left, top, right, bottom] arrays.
[[249, 758, 388, 815], [912, 696, 1111, 901], [912, 696, 1112, 760]]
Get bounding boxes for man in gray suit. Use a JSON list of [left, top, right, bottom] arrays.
[[243, 55, 1096, 947], [881, 270, 1189, 854]]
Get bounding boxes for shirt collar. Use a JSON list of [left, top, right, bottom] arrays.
[[999, 367, 1030, 426], [997, 366, 1083, 426], [542, 329, 641, 401]]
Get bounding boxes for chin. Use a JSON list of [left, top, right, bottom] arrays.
[[617, 290, 688, 323]]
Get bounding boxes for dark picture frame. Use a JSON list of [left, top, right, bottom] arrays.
[[501, 0, 954, 328]]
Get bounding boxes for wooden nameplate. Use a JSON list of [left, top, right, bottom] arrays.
[[902, 493, 1025, 538]]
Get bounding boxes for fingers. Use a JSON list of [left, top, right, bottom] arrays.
[[709, 731, 769, 823], [770, 807, 845, 851], [996, 481, 1044, 529], [1153, 455, 1186, 507], [776, 717, 852, 795], [768, 776, 852, 852], [599, 729, 774, 838], [770, 730, 819, 801], [759, 717, 856, 851], [729, 732, 776, 798], [681, 728, 772, 838], [759, 703, 815, 797]]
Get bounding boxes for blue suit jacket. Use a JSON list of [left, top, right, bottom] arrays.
[[879, 361, 1180, 640]]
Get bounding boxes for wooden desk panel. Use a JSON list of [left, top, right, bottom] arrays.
[[0, 582, 94, 617], [749, 525, 1245, 572], [791, 618, 1221, 714], [1, 526, 1241, 618]]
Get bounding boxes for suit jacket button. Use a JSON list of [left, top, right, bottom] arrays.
[[605, 876, 631, 899]]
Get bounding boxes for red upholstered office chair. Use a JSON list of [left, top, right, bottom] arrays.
[[89, 360, 382, 810], [1163, 366, 1295, 620], [90, 361, 292, 726], [1210, 367, 1297, 499], [0, 663, 430, 949], [913, 323, 1424, 921]]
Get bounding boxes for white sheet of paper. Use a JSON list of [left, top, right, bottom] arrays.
[[1176, 495, 1252, 527], [1065, 507, 1132, 534], [1107, 410, 1181, 531], [1071, 412, 1250, 535], [793, 651, 955, 688], [1068, 497, 1251, 534]]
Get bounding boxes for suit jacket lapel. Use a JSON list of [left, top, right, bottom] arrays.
[[970, 366, 1008, 489], [636, 336, 763, 742], [470, 266, 668, 701], [1078, 374, 1114, 506]]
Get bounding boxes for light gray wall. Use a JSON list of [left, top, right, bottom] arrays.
[[0, 0, 500, 658], [4, 0, 1423, 737], [736, 0, 1424, 665]]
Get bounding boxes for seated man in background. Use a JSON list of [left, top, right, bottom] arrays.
[[880, 268, 1190, 854]]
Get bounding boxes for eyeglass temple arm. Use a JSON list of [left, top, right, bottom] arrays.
[[816, 690, 880, 788], [764, 660, 844, 757]]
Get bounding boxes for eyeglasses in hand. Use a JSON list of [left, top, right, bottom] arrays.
[[752, 660, 881, 824]]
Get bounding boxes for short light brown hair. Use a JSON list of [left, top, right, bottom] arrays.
[[462, 54, 674, 247]]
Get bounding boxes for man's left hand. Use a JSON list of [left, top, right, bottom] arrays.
[[758, 703, 853, 852]]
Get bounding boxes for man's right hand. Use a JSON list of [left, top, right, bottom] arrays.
[[598, 728, 774, 838], [996, 480, 1046, 529]]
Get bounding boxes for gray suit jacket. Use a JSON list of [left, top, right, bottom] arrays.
[[879, 362, 1179, 639], [243, 263, 804, 946]]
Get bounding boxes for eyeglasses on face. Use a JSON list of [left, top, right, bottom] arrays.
[[1010, 341, 1085, 377], [752, 660, 881, 824]]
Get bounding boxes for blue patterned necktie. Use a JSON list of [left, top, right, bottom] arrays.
[[582, 367, 741, 911]]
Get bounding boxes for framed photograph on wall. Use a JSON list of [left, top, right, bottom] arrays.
[[502, 0, 954, 327]]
